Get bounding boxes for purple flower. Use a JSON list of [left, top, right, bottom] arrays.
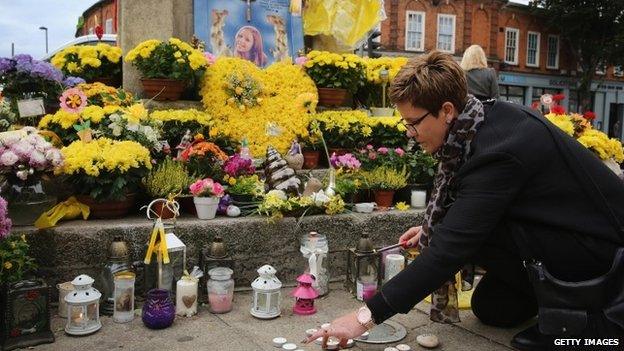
[[0, 57, 15, 75], [30, 61, 63, 82], [14, 54, 34, 73], [330, 152, 361, 170], [223, 154, 255, 177], [0, 196, 11, 240], [63, 76, 86, 87]]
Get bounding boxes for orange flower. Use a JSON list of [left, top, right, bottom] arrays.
[[181, 141, 227, 162]]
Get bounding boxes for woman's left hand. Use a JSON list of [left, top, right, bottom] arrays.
[[304, 311, 368, 348]]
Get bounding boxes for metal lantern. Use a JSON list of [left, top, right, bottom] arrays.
[[345, 233, 382, 301], [291, 274, 318, 315], [0, 279, 54, 351], [300, 231, 330, 296], [144, 231, 187, 293], [99, 237, 133, 316], [250, 265, 282, 319], [201, 235, 234, 275], [64, 275, 101, 336]]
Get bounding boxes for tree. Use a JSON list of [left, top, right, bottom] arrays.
[[530, 0, 624, 111]]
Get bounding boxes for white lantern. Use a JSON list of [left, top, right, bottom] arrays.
[[250, 265, 282, 319], [64, 274, 102, 335]]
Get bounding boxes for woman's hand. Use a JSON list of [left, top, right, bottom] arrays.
[[399, 226, 423, 248], [304, 311, 367, 349]]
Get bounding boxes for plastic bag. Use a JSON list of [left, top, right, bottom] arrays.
[[34, 196, 90, 229]]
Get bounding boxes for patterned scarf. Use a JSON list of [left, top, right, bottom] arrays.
[[418, 95, 486, 323]]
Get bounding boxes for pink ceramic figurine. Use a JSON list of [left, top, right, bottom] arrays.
[[291, 274, 318, 315]]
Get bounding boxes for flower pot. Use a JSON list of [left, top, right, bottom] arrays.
[[370, 107, 395, 117], [76, 193, 136, 219], [140, 78, 186, 101], [302, 150, 320, 169], [373, 190, 395, 208], [152, 199, 176, 219], [193, 196, 219, 219], [317, 87, 349, 107], [2, 179, 57, 226]]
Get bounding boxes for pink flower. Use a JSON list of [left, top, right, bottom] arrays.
[[366, 144, 374, 150], [378, 147, 388, 154], [368, 152, 377, 160], [11, 141, 34, 158], [189, 179, 207, 196], [190, 178, 224, 197], [203, 52, 216, 65], [0, 151, 18, 166], [212, 182, 224, 197], [295, 56, 309, 66], [394, 148, 405, 156], [59, 88, 87, 114]]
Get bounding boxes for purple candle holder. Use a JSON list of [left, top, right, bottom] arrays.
[[142, 289, 175, 329]]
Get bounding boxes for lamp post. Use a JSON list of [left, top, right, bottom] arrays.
[[38, 26, 48, 54]]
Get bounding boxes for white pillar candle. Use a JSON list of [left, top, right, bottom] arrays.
[[384, 254, 405, 282], [176, 279, 198, 317], [411, 190, 427, 208]]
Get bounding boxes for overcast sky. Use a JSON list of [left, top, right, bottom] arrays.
[[0, 0, 530, 60]]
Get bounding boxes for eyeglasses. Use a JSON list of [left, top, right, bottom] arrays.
[[401, 111, 431, 134]]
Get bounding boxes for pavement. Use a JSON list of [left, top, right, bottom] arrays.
[[34, 283, 529, 351]]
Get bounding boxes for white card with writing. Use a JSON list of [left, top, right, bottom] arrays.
[[17, 98, 45, 118]]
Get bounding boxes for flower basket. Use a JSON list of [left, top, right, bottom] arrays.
[[140, 78, 186, 101], [193, 196, 219, 220], [317, 87, 349, 107], [370, 107, 395, 117], [151, 199, 176, 220], [76, 193, 136, 219], [373, 190, 394, 208]]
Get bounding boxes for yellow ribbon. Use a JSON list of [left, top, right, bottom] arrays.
[[144, 217, 170, 264], [181, 269, 198, 283]]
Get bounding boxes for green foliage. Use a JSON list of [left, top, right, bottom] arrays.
[[404, 149, 437, 185], [0, 235, 36, 284], [130, 42, 203, 81], [360, 166, 409, 190], [226, 174, 264, 196], [143, 158, 194, 198], [70, 166, 148, 202]]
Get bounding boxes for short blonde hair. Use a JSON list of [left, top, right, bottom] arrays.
[[389, 51, 467, 113], [460, 45, 488, 71]]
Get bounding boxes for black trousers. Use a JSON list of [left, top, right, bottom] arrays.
[[470, 230, 624, 339]]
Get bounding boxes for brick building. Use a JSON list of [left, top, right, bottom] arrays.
[[378, 0, 624, 139], [75, 0, 118, 37]]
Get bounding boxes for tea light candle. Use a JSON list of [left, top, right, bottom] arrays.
[[360, 331, 369, 340], [176, 278, 198, 317], [396, 344, 412, 351], [273, 337, 287, 348], [282, 343, 297, 350], [411, 190, 427, 208], [326, 337, 340, 350], [346, 339, 355, 348], [384, 254, 405, 282], [305, 328, 318, 337]]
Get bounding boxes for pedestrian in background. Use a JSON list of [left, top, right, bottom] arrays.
[[460, 44, 499, 101]]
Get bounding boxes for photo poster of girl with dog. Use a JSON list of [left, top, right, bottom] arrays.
[[193, 0, 304, 68]]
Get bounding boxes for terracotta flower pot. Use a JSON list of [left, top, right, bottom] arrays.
[[140, 78, 186, 101], [373, 190, 395, 208], [302, 150, 320, 169], [76, 193, 136, 219], [317, 87, 349, 107], [152, 199, 176, 219]]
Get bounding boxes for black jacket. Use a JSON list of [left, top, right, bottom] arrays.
[[367, 101, 624, 323]]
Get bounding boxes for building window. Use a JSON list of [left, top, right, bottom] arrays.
[[437, 14, 455, 53], [105, 18, 113, 34], [547, 35, 559, 69], [526, 32, 540, 67], [568, 90, 580, 113], [499, 85, 525, 105], [505, 28, 519, 65], [88, 27, 94, 35], [405, 11, 425, 51], [615, 66, 624, 77], [595, 62, 607, 75]]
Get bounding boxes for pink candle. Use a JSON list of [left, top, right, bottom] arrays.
[[362, 284, 377, 301], [208, 291, 233, 313]]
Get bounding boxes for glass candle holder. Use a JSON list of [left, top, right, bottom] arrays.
[[176, 278, 198, 317], [113, 272, 135, 323], [411, 190, 427, 208], [207, 267, 234, 314]]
